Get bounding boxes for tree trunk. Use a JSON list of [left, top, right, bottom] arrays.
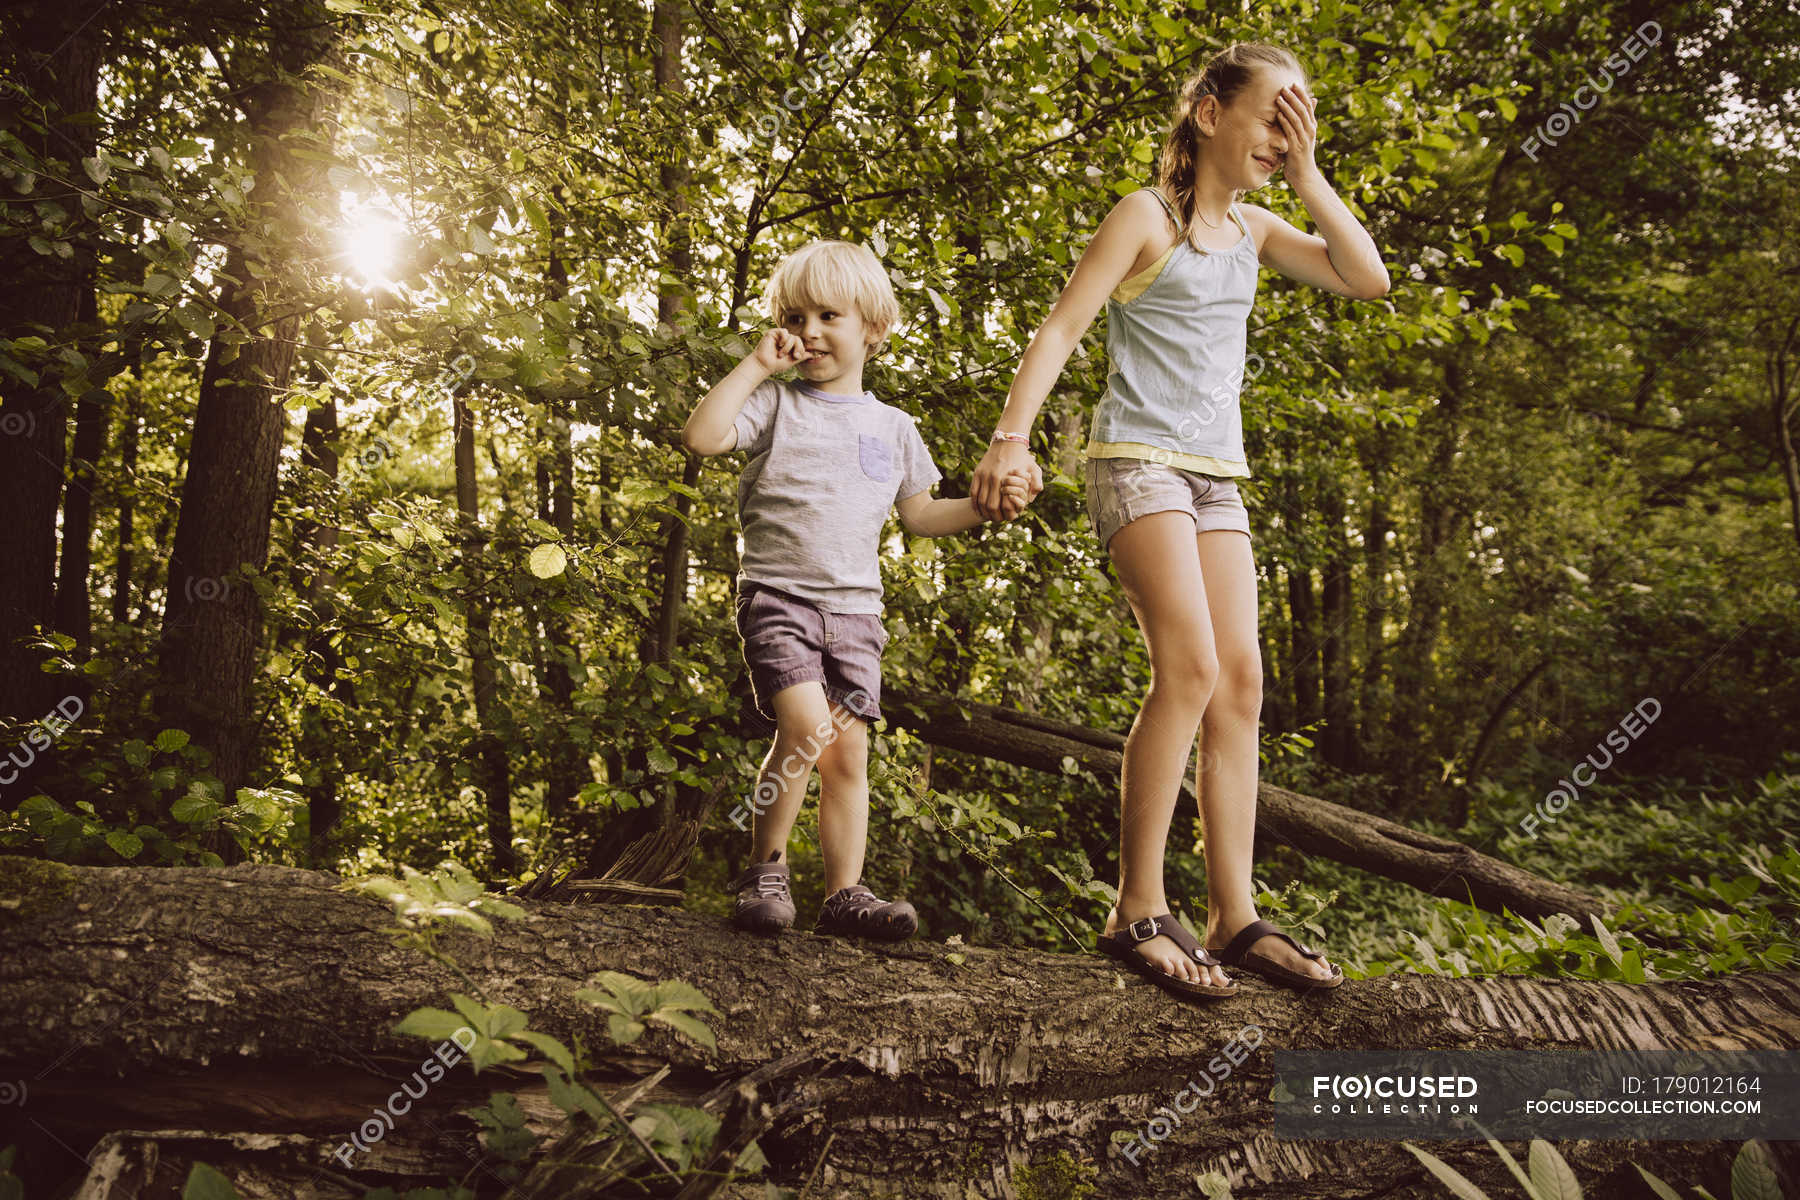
[[1286, 564, 1321, 731], [0, 859, 1793, 1200], [533, 211, 586, 831], [294, 400, 345, 861], [1319, 477, 1354, 770], [1767, 312, 1800, 561], [53, 341, 109, 654], [113, 396, 139, 627], [1357, 430, 1394, 768], [1389, 356, 1466, 792], [881, 689, 1611, 926], [0, 5, 100, 728], [155, 2, 340, 815], [453, 387, 517, 877]]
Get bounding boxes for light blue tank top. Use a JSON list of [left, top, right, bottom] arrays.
[[1087, 188, 1260, 477]]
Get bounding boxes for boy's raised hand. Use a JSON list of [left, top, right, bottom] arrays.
[[751, 328, 810, 374]]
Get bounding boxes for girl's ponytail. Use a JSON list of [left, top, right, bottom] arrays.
[[1155, 42, 1308, 250]]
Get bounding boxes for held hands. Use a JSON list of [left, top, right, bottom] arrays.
[[994, 469, 1035, 521], [972, 439, 1045, 521]]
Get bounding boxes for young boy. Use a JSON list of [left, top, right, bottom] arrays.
[[682, 240, 1038, 940]]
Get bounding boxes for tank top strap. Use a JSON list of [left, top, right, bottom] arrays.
[[1227, 201, 1251, 242], [1141, 185, 1180, 228]]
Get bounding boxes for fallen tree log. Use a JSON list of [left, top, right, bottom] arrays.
[[2, 859, 1795, 1200], [883, 689, 1609, 926]]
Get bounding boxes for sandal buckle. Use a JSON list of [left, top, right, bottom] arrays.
[[1127, 917, 1160, 942]]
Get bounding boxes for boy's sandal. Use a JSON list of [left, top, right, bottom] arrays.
[[1096, 914, 1239, 1001], [1210, 918, 1344, 991]]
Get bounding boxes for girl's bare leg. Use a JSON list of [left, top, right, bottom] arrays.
[[1192, 528, 1333, 980], [1100, 510, 1231, 989]]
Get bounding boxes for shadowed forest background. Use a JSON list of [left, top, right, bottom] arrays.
[[2, 0, 1800, 1193]]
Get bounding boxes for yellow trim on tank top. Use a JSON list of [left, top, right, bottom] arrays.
[[1085, 440, 1251, 479], [1111, 243, 1177, 305]]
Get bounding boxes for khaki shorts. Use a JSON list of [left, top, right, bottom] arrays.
[[1084, 456, 1252, 551]]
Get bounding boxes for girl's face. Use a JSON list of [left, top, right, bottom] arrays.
[[782, 302, 878, 378], [1204, 68, 1309, 190]]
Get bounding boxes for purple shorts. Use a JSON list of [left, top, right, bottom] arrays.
[[734, 580, 886, 724]]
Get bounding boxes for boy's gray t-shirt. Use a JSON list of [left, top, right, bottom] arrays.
[[732, 378, 943, 614]]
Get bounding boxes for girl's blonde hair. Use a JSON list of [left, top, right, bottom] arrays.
[[1156, 43, 1310, 248], [764, 240, 899, 351]]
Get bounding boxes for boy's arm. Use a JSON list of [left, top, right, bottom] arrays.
[[895, 472, 1032, 537], [895, 489, 986, 537], [682, 331, 805, 456]]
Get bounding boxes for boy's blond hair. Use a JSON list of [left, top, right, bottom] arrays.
[[763, 240, 900, 352]]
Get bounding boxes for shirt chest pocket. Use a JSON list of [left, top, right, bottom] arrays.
[[857, 434, 893, 483]]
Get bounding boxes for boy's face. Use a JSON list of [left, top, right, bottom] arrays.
[[781, 302, 881, 380]]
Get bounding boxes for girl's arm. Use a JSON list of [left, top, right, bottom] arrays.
[[970, 190, 1163, 518], [682, 330, 806, 455], [1248, 84, 1389, 299]]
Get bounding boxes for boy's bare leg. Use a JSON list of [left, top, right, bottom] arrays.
[[749, 681, 836, 862], [814, 706, 869, 894]]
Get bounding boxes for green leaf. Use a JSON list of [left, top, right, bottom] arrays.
[[1400, 1144, 1492, 1200], [484, 1004, 529, 1039], [646, 746, 676, 773], [573, 987, 623, 1015], [1590, 914, 1623, 966], [651, 979, 719, 1015], [468, 1035, 527, 1071], [171, 786, 218, 825], [174, 305, 216, 339], [395, 1007, 472, 1043], [527, 543, 566, 578], [450, 992, 491, 1029], [154, 729, 191, 753], [1730, 1142, 1782, 1200], [650, 1010, 717, 1051], [607, 1013, 646, 1044], [515, 1030, 577, 1075], [106, 831, 143, 860], [1632, 1165, 1682, 1200], [1528, 1141, 1581, 1200], [181, 1163, 241, 1200]]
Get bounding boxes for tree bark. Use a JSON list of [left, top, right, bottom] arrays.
[[1319, 477, 1354, 770], [0, 4, 101, 728], [881, 689, 1611, 926], [1286, 563, 1321, 731], [533, 209, 586, 831], [453, 387, 518, 877], [294, 400, 345, 861], [53, 370, 109, 655], [155, 1, 340, 814], [0, 859, 1793, 1200], [113, 397, 140, 627]]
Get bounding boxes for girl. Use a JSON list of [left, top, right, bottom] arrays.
[[970, 43, 1388, 1000]]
